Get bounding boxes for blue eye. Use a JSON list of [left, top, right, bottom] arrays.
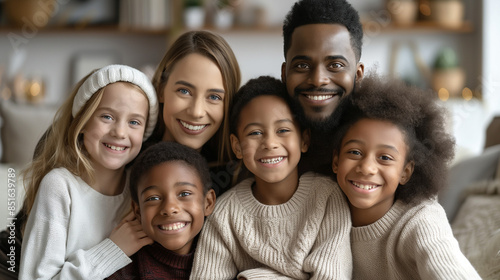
[[101, 114, 113, 120], [129, 120, 140, 126], [208, 94, 222, 101], [277, 128, 291, 134], [179, 88, 190, 95], [248, 131, 262, 136]]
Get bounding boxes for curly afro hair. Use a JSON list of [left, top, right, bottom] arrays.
[[129, 141, 212, 203], [283, 0, 363, 61], [331, 74, 455, 205], [229, 75, 306, 136]]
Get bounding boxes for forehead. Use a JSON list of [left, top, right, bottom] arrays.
[[138, 161, 203, 192], [287, 23, 355, 60], [242, 95, 292, 118], [345, 119, 408, 150]]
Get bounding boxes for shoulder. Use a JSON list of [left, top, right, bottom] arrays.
[[397, 199, 452, 237], [38, 168, 80, 197], [212, 178, 253, 212]]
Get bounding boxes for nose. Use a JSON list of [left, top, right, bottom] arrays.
[[110, 121, 126, 139], [356, 156, 377, 176], [308, 66, 330, 88], [187, 97, 206, 119], [161, 196, 180, 216], [262, 133, 279, 150]]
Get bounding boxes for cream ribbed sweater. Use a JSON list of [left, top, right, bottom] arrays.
[[19, 168, 132, 280], [351, 199, 481, 280], [190, 172, 352, 279]]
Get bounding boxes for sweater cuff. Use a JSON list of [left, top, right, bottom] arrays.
[[85, 238, 132, 278]]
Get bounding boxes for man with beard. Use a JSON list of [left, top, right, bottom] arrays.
[[281, 0, 365, 175]]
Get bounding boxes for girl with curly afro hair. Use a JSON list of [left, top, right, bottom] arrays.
[[331, 74, 480, 279]]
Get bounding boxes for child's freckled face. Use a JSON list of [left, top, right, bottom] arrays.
[[133, 161, 214, 255], [332, 119, 413, 222]]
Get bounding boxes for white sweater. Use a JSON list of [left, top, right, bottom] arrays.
[[190, 172, 352, 279], [19, 168, 131, 280], [351, 199, 481, 280]]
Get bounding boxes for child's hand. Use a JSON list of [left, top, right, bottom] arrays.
[[109, 211, 153, 256]]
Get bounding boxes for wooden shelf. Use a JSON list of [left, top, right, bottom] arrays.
[[363, 21, 473, 33]]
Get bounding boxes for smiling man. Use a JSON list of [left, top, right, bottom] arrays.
[[281, 0, 365, 174]]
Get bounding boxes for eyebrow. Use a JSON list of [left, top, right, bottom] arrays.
[[175, 80, 225, 94], [243, 118, 294, 132], [96, 107, 146, 120], [139, 182, 198, 196], [343, 139, 400, 154]]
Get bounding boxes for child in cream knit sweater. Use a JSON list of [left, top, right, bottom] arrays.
[[190, 76, 352, 280], [331, 74, 481, 279]]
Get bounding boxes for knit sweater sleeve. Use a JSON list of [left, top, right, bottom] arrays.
[[190, 189, 239, 280], [237, 267, 295, 279], [400, 200, 481, 280], [303, 177, 352, 279], [19, 169, 131, 280]]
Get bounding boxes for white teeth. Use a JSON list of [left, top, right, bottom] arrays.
[[352, 182, 377, 190], [260, 157, 284, 164], [306, 95, 333, 101], [180, 120, 206, 131], [159, 222, 187, 231], [105, 144, 126, 151]]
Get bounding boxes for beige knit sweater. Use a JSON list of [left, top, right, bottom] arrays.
[[351, 199, 482, 280], [190, 172, 352, 279]]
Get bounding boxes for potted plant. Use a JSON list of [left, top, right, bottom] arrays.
[[428, 0, 464, 28], [386, 0, 418, 26], [431, 47, 465, 98], [184, 0, 205, 29], [212, 0, 235, 30]]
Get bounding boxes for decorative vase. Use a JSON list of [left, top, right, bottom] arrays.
[[184, 6, 205, 29], [387, 0, 418, 26], [429, 0, 464, 28], [3, 0, 57, 28]]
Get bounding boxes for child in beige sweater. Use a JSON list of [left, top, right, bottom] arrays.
[[190, 76, 352, 280]]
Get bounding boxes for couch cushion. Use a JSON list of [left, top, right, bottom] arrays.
[[0, 101, 57, 168]]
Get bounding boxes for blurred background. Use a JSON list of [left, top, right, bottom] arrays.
[[0, 0, 498, 168]]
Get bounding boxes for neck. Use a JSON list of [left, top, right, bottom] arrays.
[[82, 167, 126, 196], [252, 170, 299, 205], [349, 199, 394, 227]]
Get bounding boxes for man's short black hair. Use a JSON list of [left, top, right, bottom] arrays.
[[283, 0, 363, 61]]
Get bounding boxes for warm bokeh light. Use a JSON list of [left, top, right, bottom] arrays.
[[420, 3, 431, 16], [29, 82, 42, 97], [462, 87, 473, 100], [438, 88, 449, 101]]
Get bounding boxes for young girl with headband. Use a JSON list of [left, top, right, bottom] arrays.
[[19, 64, 159, 279]]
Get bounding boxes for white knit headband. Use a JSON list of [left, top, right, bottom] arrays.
[[72, 64, 159, 140]]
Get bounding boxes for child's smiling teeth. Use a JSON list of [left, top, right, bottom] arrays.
[[306, 94, 333, 101], [104, 143, 126, 151], [159, 222, 187, 231], [180, 120, 206, 131], [352, 181, 378, 190], [260, 157, 284, 164]]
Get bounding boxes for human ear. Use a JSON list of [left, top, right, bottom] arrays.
[[301, 128, 311, 153], [203, 189, 216, 216], [399, 160, 415, 185], [281, 62, 287, 83], [332, 152, 339, 174], [230, 134, 243, 159], [132, 200, 141, 222], [355, 62, 365, 83]]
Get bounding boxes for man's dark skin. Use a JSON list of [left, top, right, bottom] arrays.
[[282, 23, 364, 175]]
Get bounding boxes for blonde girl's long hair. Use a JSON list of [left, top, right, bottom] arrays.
[[20, 70, 105, 233], [150, 30, 241, 164]]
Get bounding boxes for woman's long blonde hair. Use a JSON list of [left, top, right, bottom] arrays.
[[21, 70, 105, 232], [150, 30, 241, 163]]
